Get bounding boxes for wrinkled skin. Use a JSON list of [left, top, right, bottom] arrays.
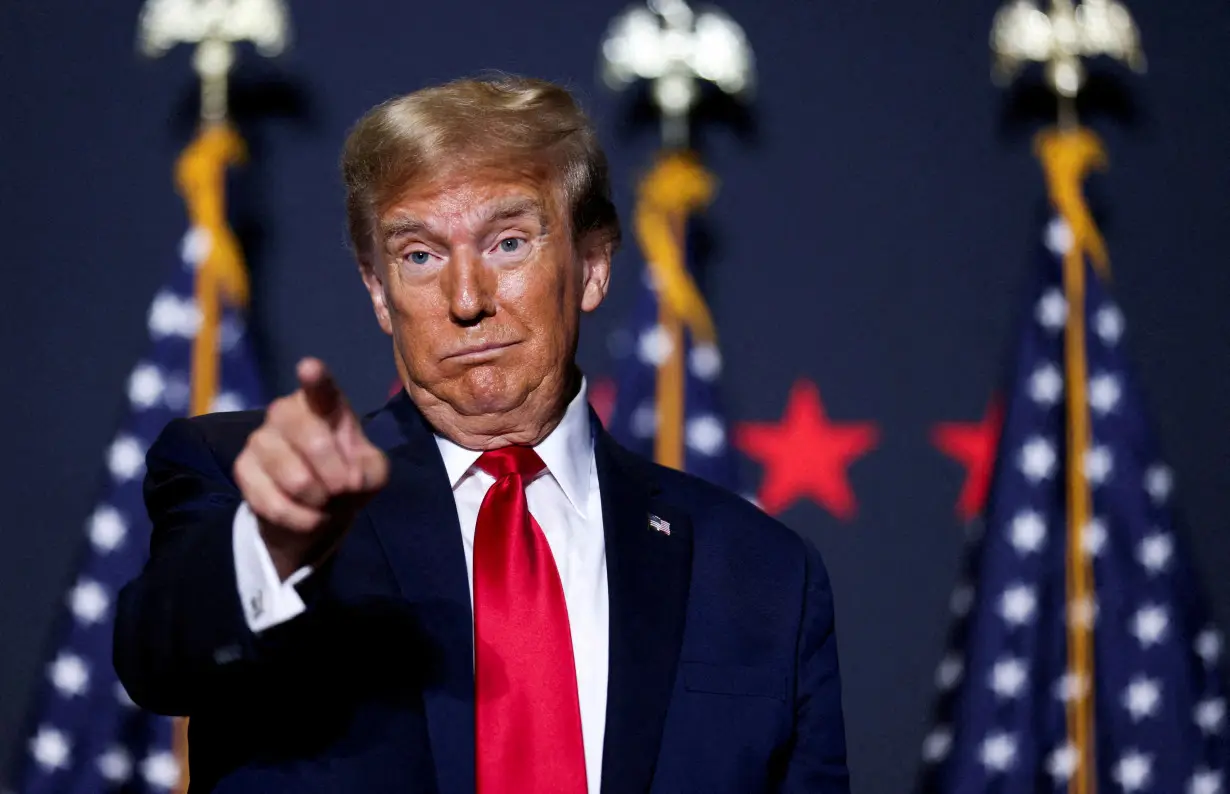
[[361, 166, 613, 449]]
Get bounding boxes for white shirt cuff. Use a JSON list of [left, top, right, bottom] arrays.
[[232, 501, 313, 633]]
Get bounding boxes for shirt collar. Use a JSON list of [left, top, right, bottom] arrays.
[[434, 378, 594, 518]]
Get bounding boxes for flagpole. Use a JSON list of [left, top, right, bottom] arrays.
[[601, 0, 752, 471], [136, 2, 290, 788], [991, 2, 1144, 792]]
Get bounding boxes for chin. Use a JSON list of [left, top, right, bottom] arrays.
[[453, 366, 529, 416]]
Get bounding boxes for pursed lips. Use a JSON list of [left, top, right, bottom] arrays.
[[443, 340, 517, 362]]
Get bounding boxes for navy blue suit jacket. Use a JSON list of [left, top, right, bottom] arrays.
[[114, 391, 850, 793]]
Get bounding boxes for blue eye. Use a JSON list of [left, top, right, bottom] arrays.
[[499, 238, 522, 253], [407, 251, 430, 265]]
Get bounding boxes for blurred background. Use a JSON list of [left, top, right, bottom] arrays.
[[2, 1, 1229, 793]]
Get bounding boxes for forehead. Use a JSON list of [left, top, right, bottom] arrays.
[[380, 165, 561, 228]]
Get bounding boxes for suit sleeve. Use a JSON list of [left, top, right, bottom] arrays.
[[113, 416, 320, 716], [780, 543, 852, 793]]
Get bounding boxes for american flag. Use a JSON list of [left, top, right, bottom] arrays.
[[917, 214, 1229, 794], [10, 128, 264, 794], [605, 154, 740, 491]]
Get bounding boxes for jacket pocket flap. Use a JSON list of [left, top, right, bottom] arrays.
[[681, 662, 787, 701]]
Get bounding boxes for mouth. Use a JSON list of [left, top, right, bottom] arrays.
[[443, 340, 518, 363]]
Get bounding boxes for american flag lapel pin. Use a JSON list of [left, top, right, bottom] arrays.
[[648, 514, 671, 536]]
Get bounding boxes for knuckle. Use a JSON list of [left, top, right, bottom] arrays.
[[247, 430, 285, 470], [265, 499, 309, 531], [265, 502, 295, 529], [304, 433, 334, 459], [248, 493, 280, 525], [238, 427, 265, 458], [246, 427, 272, 455], [278, 466, 314, 501], [266, 396, 296, 425]]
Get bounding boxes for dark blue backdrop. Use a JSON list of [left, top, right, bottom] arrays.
[[2, 2, 1228, 793]]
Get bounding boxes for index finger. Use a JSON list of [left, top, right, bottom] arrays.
[[297, 358, 347, 422]]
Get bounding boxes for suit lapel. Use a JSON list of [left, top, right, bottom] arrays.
[[595, 422, 693, 794], [362, 393, 475, 794], [358, 399, 693, 794]]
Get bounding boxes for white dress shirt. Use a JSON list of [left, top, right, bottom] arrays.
[[232, 382, 609, 793]]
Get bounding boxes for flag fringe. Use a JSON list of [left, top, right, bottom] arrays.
[[634, 152, 718, 470], [175, 122, 251, 420], [1036, 125, 1111, 794]]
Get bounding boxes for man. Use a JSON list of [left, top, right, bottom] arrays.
[[115, 75, 849, 794]]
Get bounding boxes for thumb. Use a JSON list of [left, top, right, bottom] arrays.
[[358, 445, 390, 493], [334, 408, 369, 466]]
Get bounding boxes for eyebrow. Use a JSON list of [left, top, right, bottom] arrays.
[[480, 197, 548, 230], [381, 197, 549, 244]]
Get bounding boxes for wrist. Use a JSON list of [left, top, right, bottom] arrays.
[[257, 522, 316, 582]]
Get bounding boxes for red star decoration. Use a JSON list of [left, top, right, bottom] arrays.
[[735, 379, 879, 520], [930, 396, 1003, 521]]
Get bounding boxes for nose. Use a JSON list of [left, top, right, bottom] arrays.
[[443, 246, 496, 326]]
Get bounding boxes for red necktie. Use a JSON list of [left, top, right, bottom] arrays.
[[472, 447, 587, 794]]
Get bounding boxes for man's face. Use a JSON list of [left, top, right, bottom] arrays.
[[362, 166, 611, 427]]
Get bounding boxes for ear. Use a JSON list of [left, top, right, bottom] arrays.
[[578, 232, 613, 313], [360, 259, 394, 336]]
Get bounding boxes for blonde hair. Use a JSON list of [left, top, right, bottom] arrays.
[[341, 74, 621, 267]]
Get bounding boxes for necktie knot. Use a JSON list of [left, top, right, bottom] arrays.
[[476, 447, 546, 481]]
